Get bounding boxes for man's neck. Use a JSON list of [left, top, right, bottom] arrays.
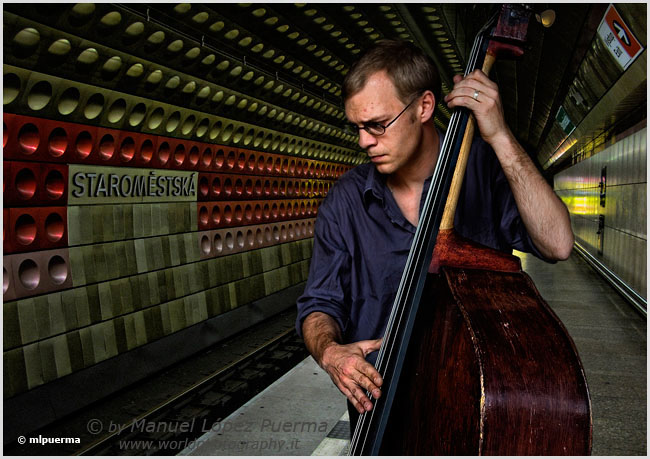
[[387, 124, 440, 194]]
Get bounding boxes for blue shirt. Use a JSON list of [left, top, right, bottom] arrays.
[[296, 135, 546, 346]]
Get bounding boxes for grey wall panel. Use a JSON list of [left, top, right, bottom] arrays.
[[555, 127, 647, 300]]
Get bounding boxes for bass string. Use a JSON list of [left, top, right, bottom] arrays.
[[373, 24, 488, 379], [349, 13, 496, 454]]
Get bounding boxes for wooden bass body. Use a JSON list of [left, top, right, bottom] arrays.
[[380, 231, 592, 455]]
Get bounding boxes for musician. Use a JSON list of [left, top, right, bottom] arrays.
[[296, 40, 573, 424]]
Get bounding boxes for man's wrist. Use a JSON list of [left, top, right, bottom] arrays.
[[319, 340, 340, 369]]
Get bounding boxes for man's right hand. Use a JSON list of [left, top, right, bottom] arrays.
[[320, 339, 383, 414]]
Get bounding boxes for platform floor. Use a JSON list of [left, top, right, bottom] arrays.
[[184, 251, 646, 456]]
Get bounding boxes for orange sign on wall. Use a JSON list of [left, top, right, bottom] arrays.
[[597, 4, 644, 70]]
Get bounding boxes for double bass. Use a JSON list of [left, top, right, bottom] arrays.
[[349, 5, 592, 455]]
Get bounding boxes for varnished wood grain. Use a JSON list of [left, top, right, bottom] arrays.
[[429, 228, 521, 274], [380, 268, 592, 455]]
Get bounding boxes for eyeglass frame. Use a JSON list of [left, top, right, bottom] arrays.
[[344, 94, 422, 137]]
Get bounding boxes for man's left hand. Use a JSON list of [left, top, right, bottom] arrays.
[[444, 70, 510, 147]]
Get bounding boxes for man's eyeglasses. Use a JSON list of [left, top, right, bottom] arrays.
[[344, 96, 420, 137]]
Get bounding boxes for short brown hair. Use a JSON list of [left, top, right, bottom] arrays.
[[342, 40, 441, 104]]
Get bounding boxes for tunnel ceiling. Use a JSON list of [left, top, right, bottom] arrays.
[[4, 3, 647, 173]]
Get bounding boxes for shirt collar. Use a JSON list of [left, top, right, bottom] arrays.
[[363, 164, 386, 205], [361, 128, 446, 206]]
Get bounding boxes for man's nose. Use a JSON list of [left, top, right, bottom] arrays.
[[358, 129, 377, 150]]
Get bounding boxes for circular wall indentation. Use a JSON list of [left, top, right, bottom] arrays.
[[75, 131, 93, 159], [58, 87, 80, 115], [18, 123, 39, 155], [214, 149, 224, 169], [165, 76, 180, 90], [102, 56, 123, 77], [77, 47, 99, 65], [214, 233, 223, 253], [148, 106, 165, 129], [182, 81, 196, 94], [199, 205, 209, 226], [120, 136, 135, 162], [201, 148, 213, 167], [158, 141, 170, 165], [188, 146, 199, 167], [125, 21, 145, 37], [3, 266, 9, 294], [44, 169, 65, 200], [225, 151, 236, 170], [129, 102, 147, 127], [16, 168, 37, 200], [211, 177, 221, 196], [232, 126, 244, 144], [45, 212, 64, 242], [27, 80, 53, 111], [173, 144, 185, 166], [71, 3, 95, 17], [13, 27, 40, 49], [48, 38, 71, 56], [221, 123, 234, 142], [99, 134, 115, 160], [147, 30, 165, 45], [4, 73, 21, 105], [196, 118, 209, 137], [108, 98, 127, 123], [245, 179, 253, 196], [167, 39, 184, 53], [147, 69, 163, 85], [139, 139, 154, 163], [181, 115, 196, 135], [126, 63, 144, 78], [225, 232, 234, 250], [234, 205, 243, 223], [166, 111, 181, 133], [199, 176, 209, 197], [197, 86, 211, 101], [223, 205, 233, 224], [223, 178, 233, 196], [84, 93, 105, 119], [100, 11, 122, 27], [209, 121, 222, 140], [15, 214, 37, 245], [200, 234, 211, 255], [18, 258, 40, 290], [211, 205, 221, 225], [48, 255, 68, 285]]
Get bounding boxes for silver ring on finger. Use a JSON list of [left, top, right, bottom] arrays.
[[473, 90, 480, 101]]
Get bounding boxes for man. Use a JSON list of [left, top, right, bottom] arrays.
[[296, 40, 573, 423]]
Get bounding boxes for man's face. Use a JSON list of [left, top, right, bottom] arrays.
[[344, 71, 422, 176]]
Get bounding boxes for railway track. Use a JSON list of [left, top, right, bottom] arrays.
[[4, 310, 309, 456], [79, 329, 308, 455]]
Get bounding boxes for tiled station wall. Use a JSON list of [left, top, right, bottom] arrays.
[[3, 4, 367, 399], [555, 127, 647, 300]]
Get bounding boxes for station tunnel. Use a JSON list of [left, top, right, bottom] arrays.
[[3, 3, 646, 456]]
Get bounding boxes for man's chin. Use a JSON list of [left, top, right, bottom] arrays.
[[373, 163, 394, 175]]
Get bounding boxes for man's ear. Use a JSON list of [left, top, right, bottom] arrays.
[[419, 90, 436, 123]]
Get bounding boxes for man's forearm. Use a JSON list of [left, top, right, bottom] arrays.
[[491, 131, 574, 260], [301, 312, 343, 366]]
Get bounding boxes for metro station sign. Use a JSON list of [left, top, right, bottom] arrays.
[[597, 4, 644, 70]]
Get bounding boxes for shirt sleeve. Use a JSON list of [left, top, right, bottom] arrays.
[[455, 136, 552, 262], [491, 165, 551, 261], [295, 193, 352, 337]]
